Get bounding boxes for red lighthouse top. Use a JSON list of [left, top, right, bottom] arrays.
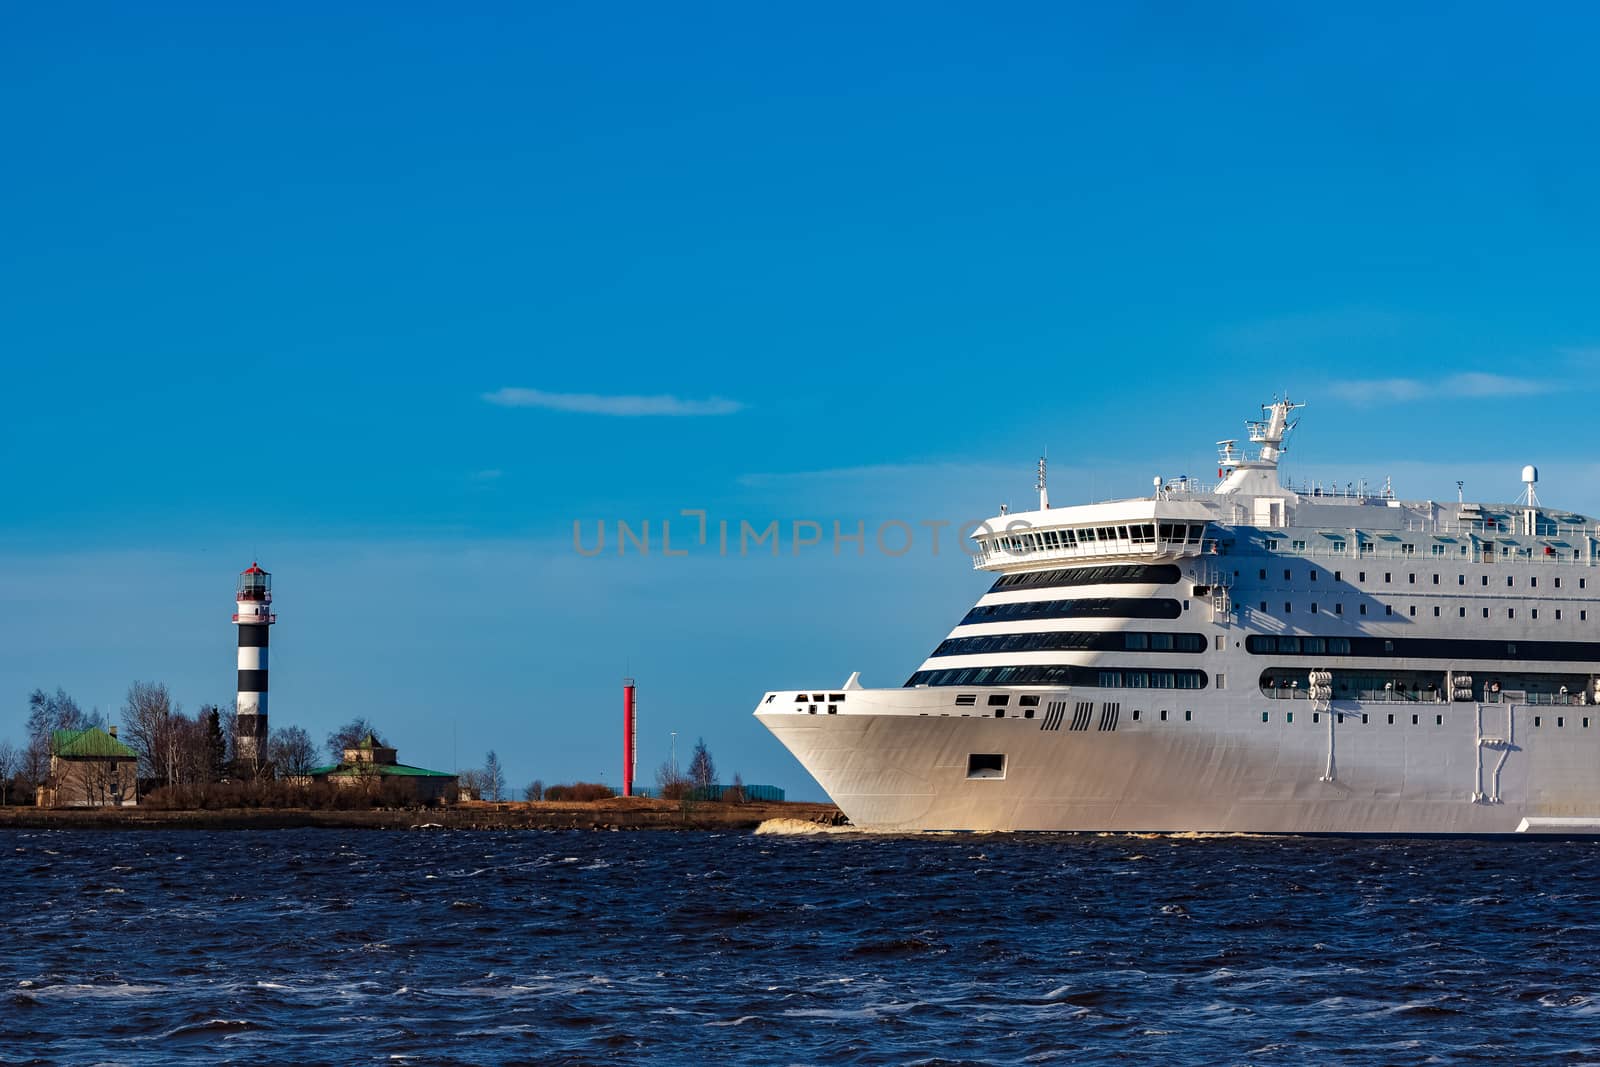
[[237, 562, 272, 602]]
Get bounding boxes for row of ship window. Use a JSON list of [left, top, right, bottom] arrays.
[[949, 693, 1196, 723], [1253, 567, 1587, 590], [1259, 601, 1588, 621], [1259, 710, 1589, 728], [930, 631, 1205, 658], [988, 564, 1180, 592], [1246, 634, 1600, 661], [906, 665, 1207, 688], [986, 523, 1207, 555], [961, 598, 1184, 625]]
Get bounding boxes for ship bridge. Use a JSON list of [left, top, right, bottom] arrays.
[[970, 499, 1219, 571]]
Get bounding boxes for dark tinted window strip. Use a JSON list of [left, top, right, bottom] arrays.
[[960, 598, 1182, 625], [930, 631, 1206, 658], [1246, 634, 1600, 662], [988, 563, 1181, 594], [905, 665, 1208, 689]]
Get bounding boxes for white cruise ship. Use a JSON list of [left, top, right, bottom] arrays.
[[755, 397, 1600, 834]]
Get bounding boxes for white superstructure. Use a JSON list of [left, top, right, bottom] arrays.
[[755, 397, 1600, 833]]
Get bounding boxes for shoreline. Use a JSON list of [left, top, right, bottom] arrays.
[[0, 797, 844, 832]]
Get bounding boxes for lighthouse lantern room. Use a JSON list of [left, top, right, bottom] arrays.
[[234, 562, 277, 768]]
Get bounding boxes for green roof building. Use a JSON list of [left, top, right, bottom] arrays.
[[302, 734, 458, 805], [44, 726, 139, 807]]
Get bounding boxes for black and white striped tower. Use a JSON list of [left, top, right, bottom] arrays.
[[233, 562, 276, 765]]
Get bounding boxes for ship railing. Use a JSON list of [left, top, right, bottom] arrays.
[[1266, 544, 1592, 565], [1263, 688, 1587, 706]]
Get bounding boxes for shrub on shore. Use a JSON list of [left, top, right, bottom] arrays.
[[542, 782, 615, 802], [143, 779, 433, 810]]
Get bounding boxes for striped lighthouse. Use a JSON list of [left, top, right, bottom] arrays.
[[233, 562, 277, 768]]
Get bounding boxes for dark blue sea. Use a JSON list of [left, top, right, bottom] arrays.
[[4, 828, 1600, 1065]]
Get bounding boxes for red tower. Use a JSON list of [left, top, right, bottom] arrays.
[[622, 679, 637, 797]]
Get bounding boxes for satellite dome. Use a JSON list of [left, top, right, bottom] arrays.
[[1522, 464, 1539, 484]]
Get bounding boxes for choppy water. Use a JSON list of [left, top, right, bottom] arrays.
[[4, 829, 1600, 1065]]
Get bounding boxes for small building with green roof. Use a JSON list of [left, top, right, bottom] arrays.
[[42, 726, 139, 807], [300, 734, 459, 805]]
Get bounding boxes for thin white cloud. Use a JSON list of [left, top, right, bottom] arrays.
[[483, 387, 744, 417], [1329, 373, 1552, 405]]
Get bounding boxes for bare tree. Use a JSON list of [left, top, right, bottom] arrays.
[[326, 718, 384, 763], [268, 726, 317, 776], [655, 759, 690, 800], [459, 768, 485, 800], [483, 751, 506, 802], [25, 688, 87, 792], [523, 779, 544, 803], [81, 754, 120, 807], [688, 737, 716, 795], [726, 772, 746, 804], [0, 740, 17, 806], [120, 681, 179, 785]]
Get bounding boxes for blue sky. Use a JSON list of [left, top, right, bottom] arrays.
[[5, 4, 1600, 798]]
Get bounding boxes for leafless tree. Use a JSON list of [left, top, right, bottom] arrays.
[[655, 759, 690, 800], [458, 768, 485, 800], [483, 751, 506, 802], [25, 688, 88, 792], [80, 755, 120, 807], [120, 681, 180, 785], [326, 718, 384, 763], [688, 737, 716, 795], [268, 726, 317, 776], [523, 779, 544, 803], [0, 740, 17, 806], [725, 772, 747, 804]]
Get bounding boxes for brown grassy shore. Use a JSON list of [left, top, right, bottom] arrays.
[[0, 797, 844, 832]]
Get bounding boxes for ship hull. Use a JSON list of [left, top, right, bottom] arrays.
[[758, 695, 1600, 834]]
